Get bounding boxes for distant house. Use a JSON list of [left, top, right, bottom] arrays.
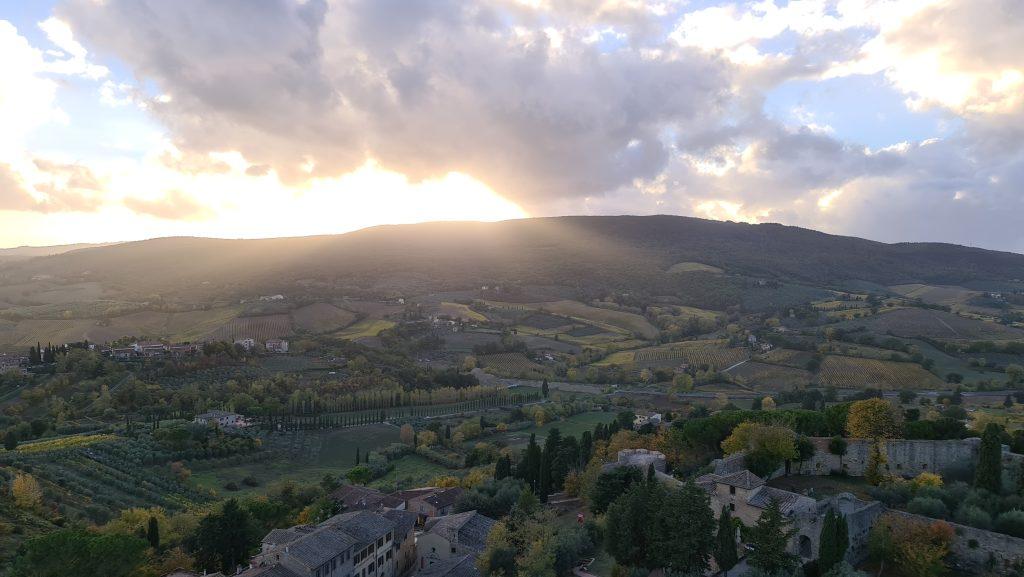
[[194, 410, 244, 427], [133, 341, 168, 357], [633, 413, 662, 430], [416, 511, 495, 570], [259, 294, 286, 302], [168, 343, 200, 357], [266, 339, 289, 353], [235, 338, 256, 351], [108, 347, 135, 360], [0, 354, 27, 374]]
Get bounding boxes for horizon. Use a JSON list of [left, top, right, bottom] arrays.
[[3, 213, 1024, 257], [1, 1, 1023, 252]]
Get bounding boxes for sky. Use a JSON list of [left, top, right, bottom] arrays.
[[0, 1, 1022, 253]]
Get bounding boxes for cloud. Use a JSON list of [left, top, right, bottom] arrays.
[[0, 161, 104, 213], [122, 189, 211, 220], [57, 0, 732, 210]]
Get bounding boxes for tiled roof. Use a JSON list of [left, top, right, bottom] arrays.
[[236, 565, 302, 577], [391, 487, 441, 503], [423, 511, 496, 554], [278, 525, 359, 569], [717, 470, 765, 490], [262, 528, 304, 546], [325, 509, 396, 546], [330, 484, 402, 510], [423, 487, 464, 509], [382, 508, 418, 540], [414, 555, 481, 577], [746, 486, 808, 515]]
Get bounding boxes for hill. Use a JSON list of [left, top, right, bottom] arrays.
[[1, 216, 1023, 304]]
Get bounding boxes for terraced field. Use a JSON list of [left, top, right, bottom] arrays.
[[817, 355, 946, 389], [726, 361, 813, 390], [487, 299, 659, 339], [840, 307, 1024, 341], [758, 348, 816, 368], [478, 352, 549, 378], [889, 284, 980, 306], [207, 314, 293, 341], [597, 340, 748, 371], [292, 302, 357, 333]]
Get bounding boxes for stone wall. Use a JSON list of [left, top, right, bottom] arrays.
[[804, 437, 1024, 480], [883, 510, 1024, 574]]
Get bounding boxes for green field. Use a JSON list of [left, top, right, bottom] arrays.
[[488, 411, 612, 449], [667, 262, 723, 274], [191, 424, 401, 496], [368, 455, 449, 491], [335, 319, 396, 340]]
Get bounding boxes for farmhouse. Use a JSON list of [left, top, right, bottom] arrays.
[[416, 511, 496, 571], [266, 339, 289, 353], [632, 412, 662, 429], [235, 338, 256, 351], [194, 410, 244, 427], [132, 341, 168, 357], [0, 354, 27, 374]]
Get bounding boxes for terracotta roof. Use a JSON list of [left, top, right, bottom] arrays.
[[717, 470, 765, 490], [746, 486, 810, 515], [423, 487, 465, 509], [414, 555, 481, 577], [423, 511, 496, 554], [329, 484, 402, 510]]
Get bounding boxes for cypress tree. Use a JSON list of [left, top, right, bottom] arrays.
[[975, 422, 1003, 493], [147, 516, 160, 550], [355, 447, 361, 465], [542, 378, 549, 398], [714, 506, 739, 576], [818, 509, 848, 573], [538, 428, 561, 502]]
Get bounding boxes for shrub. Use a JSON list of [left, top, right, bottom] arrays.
[[907, 497, 948, 519], [954, 505, 992, 530], [995, 510, 1024, 538]]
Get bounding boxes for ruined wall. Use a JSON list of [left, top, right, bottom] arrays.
[[804, 437, 1024, 480], [883, 510, 1024, 574]]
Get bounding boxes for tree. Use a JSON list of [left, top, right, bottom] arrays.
[[650, 481, 716, 574], [542, 378, 549, 398], [495, 454, 512, 480], [1006, 363, 1024, 385], [346, 465, 372, 485], [974, 422, 1003, 493], [355, 447, 361, 465], [588, 466, 642, 514], [146, 516, 160, 550], [400, 424, 415, 445], [746, 499, 798, 574], [818, 510, 849, 574], [761, 397, 777, 411], [869, 515, 952, 577], [714, 506, 739, 576], [722, 422, 796, 477], [4, 431, 17, 451], [539, 428, 561, 501], [11, 473, 42, 509], [865, 442, 887, 486], [10, 529, 147, 577], [794, 435, 815, 474], [846, 398, 903, 439], [192, 499, 259, 574], [828, 436, 848, 469], [516, 434, 542, 491]]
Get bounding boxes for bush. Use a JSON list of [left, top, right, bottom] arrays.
[[954, 505, 992, 529], [223, 482, 239, 491], [907, 497, 948, 519], [995, 510, 1024, 538]]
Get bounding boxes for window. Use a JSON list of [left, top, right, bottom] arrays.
[[451, 547, 457, 554], [729, 486, 736, 495], [729, 503, 736, 512], [386, 551, 392, 560], [377, 537, 384, 548]]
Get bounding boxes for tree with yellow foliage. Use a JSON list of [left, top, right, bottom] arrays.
[[846, 398, 903, 439], [11, 473, 42, 509]]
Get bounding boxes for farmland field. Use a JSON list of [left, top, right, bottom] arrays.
[[430, 302, 487, 322], [207, 314, 293, 341], [817, 355, 946, 389], [487, 411, 612, 449], [889, 284, 980, 305], [596, 340, 748, 370], [839, 307, 1024, 340], [667, 262, 723, 274], [292, 302, 357, 333], [478, 352, 548, 378], [334, 319, 396, 340], [487, 300, 659, 339], [758, 348, 816, 368], [726, 361, 812, 390]]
